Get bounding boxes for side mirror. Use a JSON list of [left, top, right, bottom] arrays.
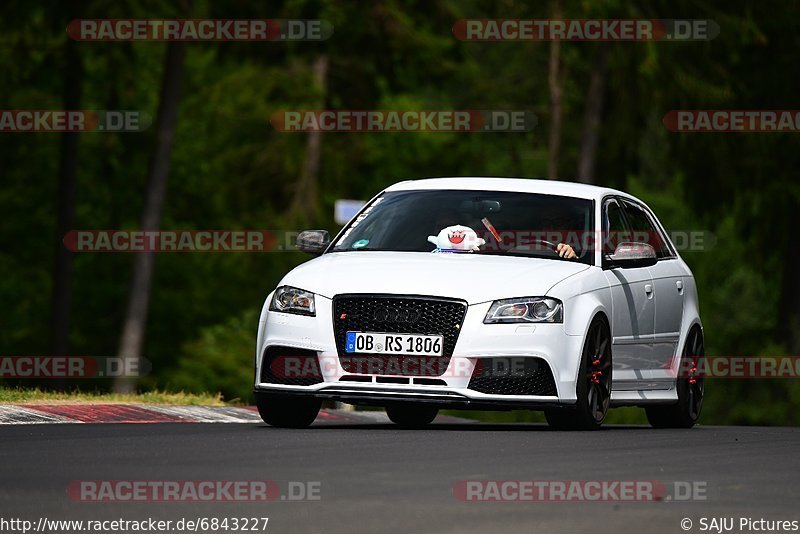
[[296, 230, 330, 255], [605, 242, 657, 269]]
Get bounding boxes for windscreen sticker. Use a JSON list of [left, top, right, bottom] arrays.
[[335, 228, 354, 245], [334, 195, 383, 246], [352, 239, 369, 249], [428, 225, 486, 253]]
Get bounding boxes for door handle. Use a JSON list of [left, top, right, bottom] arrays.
[[644, 284, 653, 294], [676, 280, 684, 293]]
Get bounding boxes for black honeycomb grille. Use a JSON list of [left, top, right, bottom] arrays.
[[260, 346, 323, 386], [468, 357, 557, 396], [332, 295, 467, 377]]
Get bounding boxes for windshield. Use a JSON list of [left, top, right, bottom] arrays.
[[331, 190, 595, 264]]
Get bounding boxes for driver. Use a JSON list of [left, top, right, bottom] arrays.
[[537, 203, 578, 259], [429, 204, 578, 259], [556, 242, 577, 259]]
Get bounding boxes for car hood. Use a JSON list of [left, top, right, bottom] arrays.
[[279, 251, 590, 305]]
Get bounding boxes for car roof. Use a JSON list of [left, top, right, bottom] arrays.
[[384, 177, 636, 203]]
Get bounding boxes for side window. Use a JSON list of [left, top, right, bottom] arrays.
[[620, 200, 672, 259], [603, 199, 628, 254]]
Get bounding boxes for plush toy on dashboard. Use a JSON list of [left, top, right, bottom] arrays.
[[427, 225, 486, 253]]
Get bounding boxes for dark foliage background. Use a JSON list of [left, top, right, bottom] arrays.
[[1, 0, 799, 423]]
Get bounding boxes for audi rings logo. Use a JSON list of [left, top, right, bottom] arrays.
[[372, 307, 421, 323]]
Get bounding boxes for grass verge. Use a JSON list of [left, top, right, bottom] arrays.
[[0, 387, 226, 405]]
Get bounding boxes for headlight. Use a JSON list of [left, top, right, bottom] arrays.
[[269, 286, 316, 316], [484, 297, 563, 324]]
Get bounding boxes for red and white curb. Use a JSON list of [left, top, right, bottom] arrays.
[[0, 404, 263, 424], [0, 404, 467, 425]]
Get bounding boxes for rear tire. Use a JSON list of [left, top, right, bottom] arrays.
[[545, 317, 612, 430], [256, 392, 321, 428], [646, 327, 704, 429], [386, 404, 438, 428]]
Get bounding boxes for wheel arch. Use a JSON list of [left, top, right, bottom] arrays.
[[671, 277, 704, 375], [564, 293, 612, 386], [255, 291, 275, 385], [562, 288, 611, 338]]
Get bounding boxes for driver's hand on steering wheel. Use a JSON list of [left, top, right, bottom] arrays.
[[556, 243, 577, 259]]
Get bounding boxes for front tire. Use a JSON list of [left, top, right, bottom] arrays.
[[385, 404, 438, 428], [646, 327, 704, 429], [545, 317, 612, 430], [256, 392, 321, 428]]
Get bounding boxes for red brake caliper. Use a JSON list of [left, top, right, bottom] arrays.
[[688, 355, 699, 385], [591, 358, 602, 384]]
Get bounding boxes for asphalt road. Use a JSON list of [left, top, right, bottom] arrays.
[[1, 416, 798, 534]]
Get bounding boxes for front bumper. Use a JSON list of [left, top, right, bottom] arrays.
[[255, 295, 585, 407], [254, 387, 570, 411]]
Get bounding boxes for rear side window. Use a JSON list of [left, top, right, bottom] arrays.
[[620, 200, 673, 259]]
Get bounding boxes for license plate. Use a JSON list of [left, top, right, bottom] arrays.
[[345, 332, 444, 356]]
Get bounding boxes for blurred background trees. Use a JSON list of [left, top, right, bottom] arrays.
[[1, 0, 799, 423]]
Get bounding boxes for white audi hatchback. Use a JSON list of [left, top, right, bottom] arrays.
[[255, 178, 704, 430]]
